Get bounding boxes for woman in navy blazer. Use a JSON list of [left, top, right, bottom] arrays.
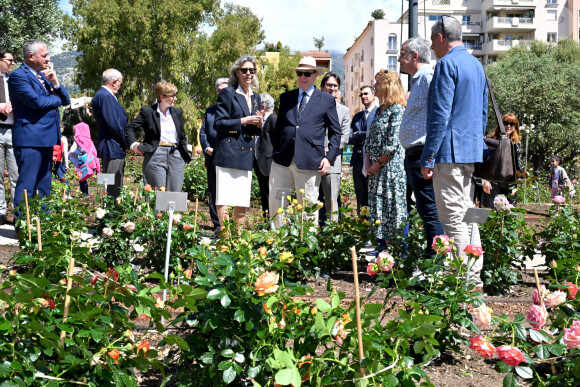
[[214, 54, 263, 227], [125, 81, 191, 192]]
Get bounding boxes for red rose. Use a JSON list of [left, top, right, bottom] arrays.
[[464, 245, 484, 257], [496, 345, 525, 366], [469, 336, 495, 358], [559, 281, 578, 300]]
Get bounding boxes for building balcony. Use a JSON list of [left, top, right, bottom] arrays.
[[461, 21, 483, 34], [464, 43, 484, 55], [486, 17, 536, 33], [481, 0, 535, 12], [484, 39, 533, 55]]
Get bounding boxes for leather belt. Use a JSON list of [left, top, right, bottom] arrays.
[[159, 141, 176, 147], [405, 145, 424, 157], [0, 124, 13, 129]]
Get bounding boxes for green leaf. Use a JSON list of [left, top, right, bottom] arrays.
[[200, 352, 213, 364], [207, 288, 225, 300], [275, 367, 301, 387], [223, 366, 237, 384], [503, 373, 519, 387], [496, 361, 513, 373], [247, 365, 261, 378], [221, 349, 235, 357], [233, 353, 245, 363], [233, 309, 245, 323], [220, 294, 231, 307], [546, 343, 566, 356], [514, 366, 533, 379], [218, 360, 233, 371], [413, 341, 425, 354], [382, 374, 399, 387], [363, 303, 382, 317], [513, 323, 527, 341], [315, 299, 332, 313], [314, 312, 328, 335], [532, 345, 549, 360]]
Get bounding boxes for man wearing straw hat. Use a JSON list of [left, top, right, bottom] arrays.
[[269, 56, 340, 228]]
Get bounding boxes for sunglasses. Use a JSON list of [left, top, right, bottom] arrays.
[[502, 121, 516, 127], [440, 16, 447, 38], [239, 68, 255, 74], [164, 94, 177, 98], [296, 71, 315, 77], [1, 58, 14, 64], [359, 92, 370, 97]]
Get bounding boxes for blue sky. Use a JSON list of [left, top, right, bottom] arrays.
[[58, 0, 404, 52]]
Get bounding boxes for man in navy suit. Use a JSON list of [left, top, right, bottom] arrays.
[[348, 85, 377, 214], [269, 57, 340, 227], [8, 40, 70, 216], [421, 16, 488, 288], [199, 77, 228, 231], [93, 68, 128, 198]]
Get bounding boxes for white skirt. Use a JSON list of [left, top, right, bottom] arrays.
[[215, 166, 252, 207]]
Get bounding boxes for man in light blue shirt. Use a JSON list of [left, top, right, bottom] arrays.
[[398, 37, 443, 260], [420, 16, 488, 289]]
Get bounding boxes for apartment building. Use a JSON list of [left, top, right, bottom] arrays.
[[344, 0, 580, 115]]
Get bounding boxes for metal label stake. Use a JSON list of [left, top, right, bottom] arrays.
[[155, 191, 188, 325]]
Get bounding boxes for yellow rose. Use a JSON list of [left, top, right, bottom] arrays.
[[375, 220, 381, 226], [292, 199, 298, 205], [296, 204, 303, 210], [299, 189, 305, 195], [277, 207, 283, 214], [280, 251, 294, 264]]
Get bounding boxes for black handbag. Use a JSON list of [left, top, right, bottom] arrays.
[[473, 75, 516, 183]]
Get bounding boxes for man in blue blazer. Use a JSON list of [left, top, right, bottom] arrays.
[[8, 40, 70, 216], [420, 16, 488, 288], [93, 68, 128, 197], [199, 77, 228, 231], [269, 57, 340, 227], [348, 85, 377, 214]]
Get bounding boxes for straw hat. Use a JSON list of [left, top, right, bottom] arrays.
[[292, 56, 325, 76]]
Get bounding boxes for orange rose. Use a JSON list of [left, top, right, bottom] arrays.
[[254, 271, 279, 296], [137, 340, 150, 356], [258, 246, 268, 256], [107, 348, 120, 364], [183, 224, 192, 231], [144, 184, 153, 192]]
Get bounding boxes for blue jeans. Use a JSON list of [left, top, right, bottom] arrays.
[[404, 152, 444, 259]]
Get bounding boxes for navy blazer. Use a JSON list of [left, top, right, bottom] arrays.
[[199, 104, 217, 166], [124, 103, 191, 163], [255, 112, 276, 176], [421, 46, 488, 167], [213, 86, 261, 171], [8, 62, 70, 147], [93, 86, 129, 159], [272, 88, 340, 170], [348, 106, 377, 166]]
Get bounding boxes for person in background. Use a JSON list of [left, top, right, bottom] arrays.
[[200, 77, 229, 232], [365, 70, 407, 252], [214, 55, 262, 227], [254, 92, 276, 218], [125, 81, 191, 191], [548, 155, 573, 199], [481, 113, 525, 206], [69, 122, 100, 197]]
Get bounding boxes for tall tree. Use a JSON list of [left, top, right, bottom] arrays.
[[313, 36, 324, 51], [0, 0, 63, 60], [258, 48, 302, 108], [487, 39, 580, 171]]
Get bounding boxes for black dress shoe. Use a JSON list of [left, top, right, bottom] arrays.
[[0, 214, 6, 225]]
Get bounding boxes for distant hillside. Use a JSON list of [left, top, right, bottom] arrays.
[[52, 51, 81, 94], [329, 50, 346, 95]]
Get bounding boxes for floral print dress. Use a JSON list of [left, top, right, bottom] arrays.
[[364, 104, 407, 241]]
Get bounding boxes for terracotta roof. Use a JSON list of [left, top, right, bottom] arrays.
[[300, 50, 332, 59]]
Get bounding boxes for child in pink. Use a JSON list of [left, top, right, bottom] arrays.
[[69, 122, 100, 196]]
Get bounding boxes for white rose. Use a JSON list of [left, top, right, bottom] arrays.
[[172, 214, 182, 226], [544, 290, 567, 308], [70, 231, 81, 241], [102, 227, 114, 239], [200, 237, 212, 246], [123, 222, 136, 233], [95, 208, 106, 219]]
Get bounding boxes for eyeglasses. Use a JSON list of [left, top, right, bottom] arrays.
[[164, 94, 177, 98], [239, 68, 256, 74], [1, 58, 14, 64], [325, 83, 339, 89], [359, 92, 370, 97], [296, 71, 315, 77], [502, 121, 516, 127]]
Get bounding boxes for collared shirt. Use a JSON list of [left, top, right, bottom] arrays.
[[399, 65, 432, 150], [157, 106, 178, 144], [235, 85, 254, 112], [1, 75, 14, 125], [101, 85, 118, 100], [297, 85, 315, 106]]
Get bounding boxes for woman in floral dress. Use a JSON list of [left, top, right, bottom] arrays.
[[364, 70, 407, 248]]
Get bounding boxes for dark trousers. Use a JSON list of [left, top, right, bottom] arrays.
[[13, 146, 53, 217], [80, 180, 89, 196], [205, 163, 220, 230], [101, 157, 125, 198], [404, 151, 444, 259], [253, 158, 270, 217], [52, 160, 68, 184], [352, 155, 368, 214]]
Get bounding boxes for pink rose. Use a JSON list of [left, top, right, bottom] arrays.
[[553, 195, 565, 203], [469, 336, 495, 358], [376, 252, 394, 272], [559, 281, 578, 300], [563, 320, 580, 349], [367, 262, 379, 276], [464, 245, 484, 257], [533, 285, 547, 306], [496, 346, 525, 366], [526, 304, 547, 330], [544, 290, 567, 308], [196, 149, 202, 155], [472, 304, 492, 330], [493, 195, 514, 212], [432, 235, 453, 254]]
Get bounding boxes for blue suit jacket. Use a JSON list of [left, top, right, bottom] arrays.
[[8, 63, 70, 147], [213, 86, 261, 171], [421, 46, 488, 168], [348, 105, 377, 166], [93, 86, 128, 159], [272, 88, 340, 170], [199, 103, 217, 166]]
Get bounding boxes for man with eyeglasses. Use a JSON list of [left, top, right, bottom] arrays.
[[348, 85, 377, 215], [0, 47, 18, 225], [269, 57, 340, 227], [398, 37, 444, 261], [421, 16, 488, 289], [93, 68, 129, 198], [318, 71, 350, 223], [8, 40, 70, 219]]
